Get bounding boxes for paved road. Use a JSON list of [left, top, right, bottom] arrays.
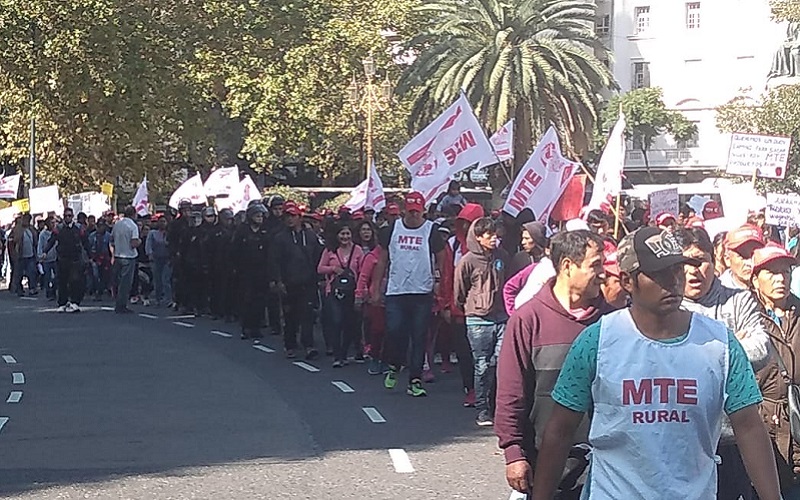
[[0, 294, 508, 499]]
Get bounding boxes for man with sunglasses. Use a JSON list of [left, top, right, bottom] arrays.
[[532, 227, 781, 500], [41, 208, 90, 313]]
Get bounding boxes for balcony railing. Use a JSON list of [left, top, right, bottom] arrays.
[[625, 148, 693, 168]]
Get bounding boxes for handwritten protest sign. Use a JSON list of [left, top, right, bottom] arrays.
[[726, 133, 791, 179], [765, 192, 800, 227], [648, 188, 679, 223]]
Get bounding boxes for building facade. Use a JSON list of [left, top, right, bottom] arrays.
[[598, 0, 787, 183]]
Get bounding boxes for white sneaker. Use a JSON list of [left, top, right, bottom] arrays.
[[66, 303, 80, 313], [57, 305, 68, 313], [142, 298, 150, 307]]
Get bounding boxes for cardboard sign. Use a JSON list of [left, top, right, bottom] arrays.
[[765, 192, 800, 227], [648, 188, 679, 223], [12, 198, 29, 213], [726, 133, 791, 179], [29, 185, 61, 215]]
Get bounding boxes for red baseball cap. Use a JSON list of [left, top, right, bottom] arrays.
[[352, 210, 365, 221], [753, 243, 796, 273], [655, 212, 676, 226], [702, 200, 722, 220], [404, 192, 425, 212], [284, 201, 301, 216], [386, 203, 401, 216], [725, 224, 765, 251]]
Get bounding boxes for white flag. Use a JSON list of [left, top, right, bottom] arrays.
[[218, 175, 260, 213], [133, 177, 149, 216], [587, 113, 626, 212], [0, 174, 21, 199], [203, 166, 239, 197], [345, 161, 387, 212], [490, 119, 514, 162], [398, 93, 498, 202], [168, 173, 206, 209], [503, 127, 580, 221]]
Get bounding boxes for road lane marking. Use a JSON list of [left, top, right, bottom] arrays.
[[173, 321, 194, 328], [0, 417, 7, 432], [293, 361, 320, 373], [20, 297, 36, 301], [253, 345, 275, 353], [388, 449, 415, 473], [2, 355, 16, 364], [101, 306, 114, 311], [6, 391, 22, 403], [362, 407, 386, 423], [11, 373, 24, 385], [139, 313, 158, 319], [167, 314, 195, 320], [211, 330, 233, 338], [331, 381, 355, 393]]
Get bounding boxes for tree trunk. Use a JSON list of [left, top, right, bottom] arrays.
[[641, 146, 655, 183]]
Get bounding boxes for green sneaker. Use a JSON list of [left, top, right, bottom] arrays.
[[407, 379, 428, 397], [384, 369, 397, 390]]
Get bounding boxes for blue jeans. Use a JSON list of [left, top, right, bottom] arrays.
[[16, 256, 36, 294], [151, 258, 172, 304], [466, 321, 506, 414], [42, 261, 57, 298], [113, 258, 136, 311], [385, 294, 433, 382]]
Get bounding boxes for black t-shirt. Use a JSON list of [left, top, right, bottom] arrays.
[[378, 220, 446, 254]]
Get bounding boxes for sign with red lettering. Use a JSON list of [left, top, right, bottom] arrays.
[[398, 94, 498, 203], [502, 127, 580, 219], [622, 378, 698, 424]]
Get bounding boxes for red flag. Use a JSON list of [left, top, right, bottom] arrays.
[[551, 175, 587, 221]]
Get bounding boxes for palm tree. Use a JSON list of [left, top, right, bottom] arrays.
[[397, 0, 616, 169]]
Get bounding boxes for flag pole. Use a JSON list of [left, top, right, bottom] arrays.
[[613, 193, 622, 239]]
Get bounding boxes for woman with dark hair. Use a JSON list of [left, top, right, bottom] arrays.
[[318, 221, 364, 367], [355, 220, 378, 253], [713, 231, 729, 277]]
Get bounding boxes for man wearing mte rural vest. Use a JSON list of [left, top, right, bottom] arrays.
[[532, 227, 781, 500]]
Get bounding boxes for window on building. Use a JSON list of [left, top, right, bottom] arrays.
[[631, 62, 651, 89], [635, 6, 650, 34], [686, 3, 701, 30], [678, 122, 700, 148], [596, 14, 611, 36]]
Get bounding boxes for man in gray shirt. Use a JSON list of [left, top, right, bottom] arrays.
[[110, 206, 141, 314], [674, 227, 769, 500]]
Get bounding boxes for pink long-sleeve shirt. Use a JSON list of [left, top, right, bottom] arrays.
[[317, 244, 364, 296]]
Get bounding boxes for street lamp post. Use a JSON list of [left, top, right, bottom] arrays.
[[347, 54, 392, 180]]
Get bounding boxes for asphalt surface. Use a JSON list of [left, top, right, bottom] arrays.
[[0, 293, 508, 499]]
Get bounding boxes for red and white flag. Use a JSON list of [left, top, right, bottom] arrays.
[[345, 161, 386, 212], [203, 166, 238, 197], [398, 93, 497, 202], [132, 177, 149, 216], [0, 174, 21, 199], [587, 113, 626, 212], [168, 173, 206, 209], [217, 175, 260, 213], [490, 119, 514, 162], [503, 127, 580, 221]]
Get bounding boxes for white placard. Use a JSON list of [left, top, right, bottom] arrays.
[[648, 188, 679, 223], [765, 192, 800, 227], [726, 133, 791, 179], [29, 185, 61, 215]]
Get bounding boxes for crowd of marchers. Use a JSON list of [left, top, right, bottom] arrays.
[[2, 179, 800, 499]]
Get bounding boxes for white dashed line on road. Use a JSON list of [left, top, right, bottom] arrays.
[[388, 449, 415, 473], [6, 391, 22, 403], [2, 355, 16, 364], [167, 314, 195, 320], [331, 381, 355, 393], [139, 313, 158, 319], [293, 361, 320, 373], [0, 417, 8, 433], [362, 407, 386, 423], [11, 373, 24, 385], [20, 297, 36, 301], [211, 330, 233, 338], [101, 306, 114, 311], [173, 321, 194, 328], [253, 344, 275, 353]]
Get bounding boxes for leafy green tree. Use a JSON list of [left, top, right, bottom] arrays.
[[397, 0, 615, 170], [601, 87, 697, 182], [771, 0, 800, 21], [716, 85, 800, 191]]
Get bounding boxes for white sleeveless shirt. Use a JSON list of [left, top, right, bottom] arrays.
[[585, 309, 729, 500], [386, 219, 434, 296]]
